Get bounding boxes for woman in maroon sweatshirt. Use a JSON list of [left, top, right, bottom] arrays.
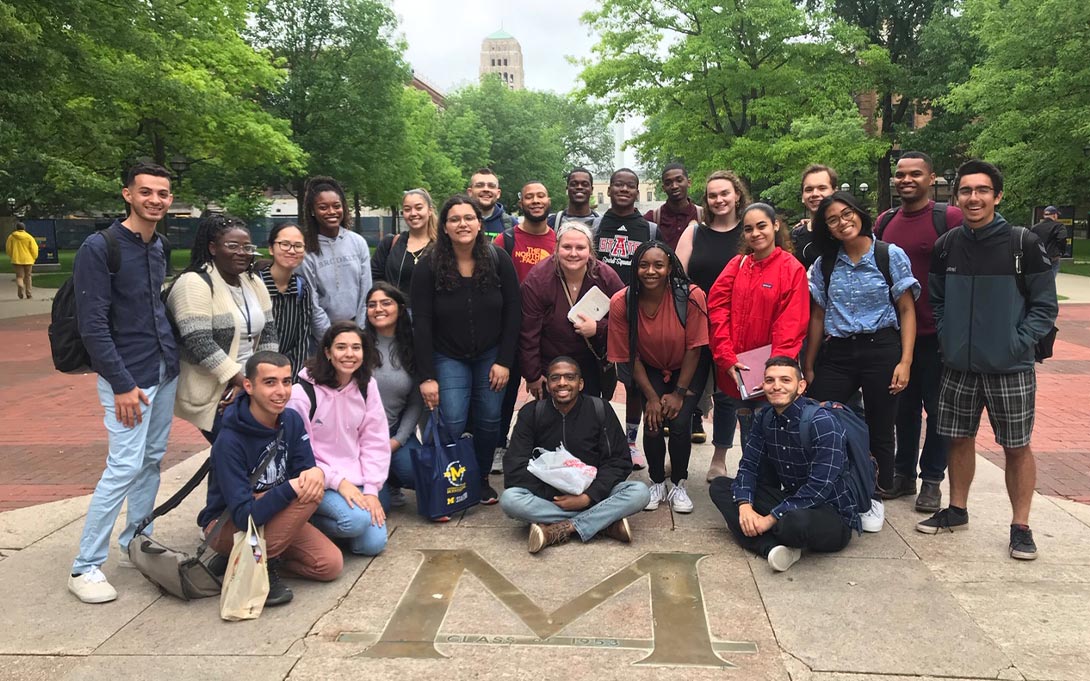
[[520, 222, 624, 400]]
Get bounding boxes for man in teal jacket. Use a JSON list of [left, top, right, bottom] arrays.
[[918, 159, 1057, 561]]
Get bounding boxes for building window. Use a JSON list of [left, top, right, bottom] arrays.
[[647, 190, 653, 201], [504, 58, 508, 66], [491, 59, 495, 66], [597, 192, 604, 204]]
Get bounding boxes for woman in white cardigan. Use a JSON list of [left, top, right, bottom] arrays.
[[167, 215, 279, 442]]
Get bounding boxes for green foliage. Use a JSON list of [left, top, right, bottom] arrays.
[[221, 189, 274, 223], [0, 0, 303, 216], [945, 0, 1090, 223], [438, 77, 613, 209], [251, 0, 411, 212], [578, 0, 871, 209]]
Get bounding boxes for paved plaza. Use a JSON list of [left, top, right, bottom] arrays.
[[0, 278, 1088, 680]]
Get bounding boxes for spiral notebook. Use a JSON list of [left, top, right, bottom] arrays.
[[734, 344, 773, 400]]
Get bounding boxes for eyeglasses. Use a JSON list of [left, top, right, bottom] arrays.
[[547, 372, 579, 382], [274, 240, 305, 252], [957, 186, 995, 198], [825, 208, 856, 228], [471, 181, 498, 190], [366, 298, 396, 310], [222, 242, 258, 254], [446, 215, 480, 226]]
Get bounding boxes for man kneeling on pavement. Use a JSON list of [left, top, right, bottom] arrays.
[[199, 351, 343, 606], [501, 357, 650, 553], [710, 356, 861, 572]]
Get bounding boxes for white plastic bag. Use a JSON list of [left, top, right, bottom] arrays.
[[527, 445, 597, 495]]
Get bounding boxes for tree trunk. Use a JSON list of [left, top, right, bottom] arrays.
[[877, 147, 894, 213]]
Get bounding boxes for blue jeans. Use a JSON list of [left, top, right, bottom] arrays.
[[73, 364, 178, 574], [311, 487, 389, 556], [433, 348, 504, 482], [715, 394, 764, 450], [386, 433, 421, 492], [894, 333, 947, 483], [499, 482, 651, 541]]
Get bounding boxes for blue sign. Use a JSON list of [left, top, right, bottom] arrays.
[[23, 219, 60, 265]]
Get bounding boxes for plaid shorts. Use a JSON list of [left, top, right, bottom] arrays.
[[937, 368, 1036, 448]]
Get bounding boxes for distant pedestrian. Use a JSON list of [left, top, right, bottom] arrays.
[[1030, 206, 1067, 276], [68, 163, 179, 604], [5, 222, 38, 299]]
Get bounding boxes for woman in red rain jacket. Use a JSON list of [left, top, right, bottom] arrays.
[[706, 202, 810, 478]]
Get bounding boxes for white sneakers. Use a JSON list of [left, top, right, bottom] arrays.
[[68, 567, 117, 604], [628, 442, 646, 470], [860, 499, 885, 533], [667, 480, 694, 513], [767, 545, 803, 572], [644, 480, 694, 513], [490, 447, 506, 474], [644, 482, 667, 510]]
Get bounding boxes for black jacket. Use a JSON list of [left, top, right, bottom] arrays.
[[929, 217, 1058, 373], [503, 395, 631, 504], [1030, 219, 1067, 260]]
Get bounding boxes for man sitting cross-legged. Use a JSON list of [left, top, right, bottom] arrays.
[[199, 351, 343, 606], [710, 356, 860, 572], [500, 357, 650, 554]]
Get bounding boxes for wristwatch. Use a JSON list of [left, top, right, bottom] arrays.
[[675, 384, 693, 397]]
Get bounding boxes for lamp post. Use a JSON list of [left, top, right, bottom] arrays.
[[165, 155, 190, 240], [942, 169, 955, 202], [6, 197, 14, 216]]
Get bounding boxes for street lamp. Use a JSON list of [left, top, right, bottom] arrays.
[[169, 156, 190, 188], [859, 182, 870, 194], [6, 197, 14, 215], [840, 183, 850, 193]]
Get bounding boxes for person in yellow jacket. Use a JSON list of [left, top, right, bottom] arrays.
[[5, 222, 39, 299]]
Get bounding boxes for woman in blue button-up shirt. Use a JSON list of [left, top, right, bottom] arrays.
[[802, 191, 919, 530]]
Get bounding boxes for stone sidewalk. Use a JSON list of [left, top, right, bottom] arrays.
[[1, 433, 1088, 681]]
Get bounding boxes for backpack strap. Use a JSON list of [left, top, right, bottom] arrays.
[[294, 272, 307, 302], [98, 229, 122, 274], [931, 202, 948, 236], [873, 240, 896, 309], [874, 207, 899, 240], [299, 380, 318, 422], [591, 215, 603, 236], [589, 395, 612, 455], [648, 221, 659, 241], [501, 213, 515, 232], [502, 227, 516, 256], [1011, 226, 1028, 299], [653, 206, 661, 225]]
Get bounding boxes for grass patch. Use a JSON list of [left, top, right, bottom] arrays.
[[1, 249, 216, 289], [1060, 239, 1090, 277]]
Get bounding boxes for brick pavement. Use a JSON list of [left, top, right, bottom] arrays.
[[0, 305, 1087, 512]]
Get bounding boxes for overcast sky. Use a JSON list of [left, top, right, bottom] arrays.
[[389, 0, 601, 94]]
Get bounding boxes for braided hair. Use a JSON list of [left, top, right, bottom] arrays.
[[623, 240, 704, 371], [185, 214, 252, 286], [302, 176, 349, 256]]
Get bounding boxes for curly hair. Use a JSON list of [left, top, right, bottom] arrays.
[[701, 170, 751, 223], [430, 194, 499, 291], [363, 283, 416, 376], [302, 176, 349, 256], [623, 240, 705, 369], [306, 321, 376, 391], [810, 191, 874, 264]]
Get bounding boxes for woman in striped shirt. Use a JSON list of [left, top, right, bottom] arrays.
[[260, 222, 313, 379]]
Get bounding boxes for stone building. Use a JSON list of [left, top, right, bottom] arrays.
[[479, 29, 524, 90]]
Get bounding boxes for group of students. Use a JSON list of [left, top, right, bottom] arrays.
[[65, 152, 1058, 606]]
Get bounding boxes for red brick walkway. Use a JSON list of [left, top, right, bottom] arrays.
[[0, 307, 1087, 512]]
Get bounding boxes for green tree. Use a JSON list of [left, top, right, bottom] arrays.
[[578, 0, 872, 200], [945, 0, 1090, 222], [0, 0, 302, 216], [397, 87, 465, 205], [251, 0, 411, 218]]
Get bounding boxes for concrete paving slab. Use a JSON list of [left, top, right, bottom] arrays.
[[0, 495, 89, 550], [0, 655, 297, 681], [1050, 494, 1090, 529], [896, 492, 1090, 566], [953, 581, 1090, 681], [753, 556, 1012, 677]]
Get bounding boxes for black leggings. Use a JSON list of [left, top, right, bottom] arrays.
[[710, 473, 852, 558], [639, 355, 710, 484], [808, 329, 901, 491]]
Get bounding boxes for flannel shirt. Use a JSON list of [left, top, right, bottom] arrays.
[[732, 398, 859, 530]]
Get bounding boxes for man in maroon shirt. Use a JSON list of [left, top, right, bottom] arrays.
[[874, 151, 963, 514], [644, 163, 701, 251]]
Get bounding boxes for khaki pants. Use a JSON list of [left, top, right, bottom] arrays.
[[13, 264, 31, 297], [207, 497, 343, 582]]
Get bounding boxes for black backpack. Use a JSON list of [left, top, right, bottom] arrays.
[[874, 202, 949, 241], [820, 240, 898, 312], [500, 227, 517, 257], [49, 230, 122, 373], [295, 379, 364, 422]]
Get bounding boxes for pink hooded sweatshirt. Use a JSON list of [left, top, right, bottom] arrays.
[[287, 368, 391, 497]]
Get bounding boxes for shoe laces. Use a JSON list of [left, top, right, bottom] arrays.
[[669, 482, 690, 503], [932, 509, 958, 533], [1010, 526, 1034, 546], [83, 567, 108, 584]]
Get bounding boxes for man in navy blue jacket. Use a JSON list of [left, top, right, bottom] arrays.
[[69, 163, 181, 604], [200, 351, 342, 605]]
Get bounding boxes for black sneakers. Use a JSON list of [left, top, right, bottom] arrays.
[[265, 558, 293, 607], [480, 482, 499, 505], [881, 474, 916, 500], [1009, 525, 1038, 560], [916, 507, 969, 534], [690, 412, 707, 444]]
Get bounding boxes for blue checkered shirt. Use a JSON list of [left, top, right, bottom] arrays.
[[732, 398, 860, 531], [808, 240, 920, 336]]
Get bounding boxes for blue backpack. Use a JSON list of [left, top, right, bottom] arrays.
[[795, 397, 877, 514]]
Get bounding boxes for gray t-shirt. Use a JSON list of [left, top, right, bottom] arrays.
[[373, 333, 424, 447]]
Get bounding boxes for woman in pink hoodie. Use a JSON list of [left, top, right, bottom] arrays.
[[287, 321, 390, 556]]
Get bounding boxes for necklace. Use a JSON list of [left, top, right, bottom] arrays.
[[229, 284, 254, 343]]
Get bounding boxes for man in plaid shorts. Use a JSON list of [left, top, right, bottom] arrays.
[[918, 160, 1058, 560]]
